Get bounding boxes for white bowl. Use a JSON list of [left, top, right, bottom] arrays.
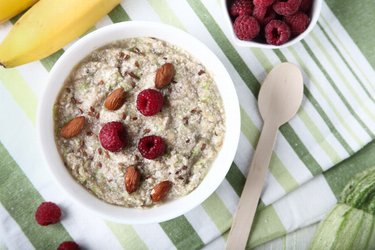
[[222, 0, 323, 49], [37, 21, 240, 224]]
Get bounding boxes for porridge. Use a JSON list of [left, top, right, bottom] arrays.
[[54, 37, 225, 207]]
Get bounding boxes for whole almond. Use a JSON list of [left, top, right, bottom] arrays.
[[151, 181, 172, 202], [60, 116, 85, 139], [155, 63, 175, 89], [125, 166, 141, 194], [104, 88, 126, 110]]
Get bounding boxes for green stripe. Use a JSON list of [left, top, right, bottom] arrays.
[[324, 140, 375, 198], [0, 142, 72, 248], [241, 107, 299, 190], [247, 205, 286, 248], [299, 108, 340, 163], [309, 31, 375, 122], [159, 216, 204, 250], [148, 0, 185, 30], [40, 49, 65, 71], [317, 22, 375, 102], [325, 0, 375, 68], [319, 14, 375, 92], [106, 223, 147, 250], [287, 46, 363, 147], [225, 163, 246, 197], [202, 193, 232, 233], [0, 68, 37, 123], [187, 0, 322, 177], [108, 4, 130, 23], [301, 40, 374, 139]]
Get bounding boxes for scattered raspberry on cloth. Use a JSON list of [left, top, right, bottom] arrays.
[[35, 202, 61, 226], [57, 241, 80, 250]]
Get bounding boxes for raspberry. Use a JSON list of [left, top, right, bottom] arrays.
[[57, 241, 80, 250], [265, 20, 291, 45], [138, 135, 166, 160], [284, 12, 310, 35], [35, 202, 61, 226], [99, 122, 127, 152], [299, 0, 313, 12], [136, 89, 164, 116], [254, 0, 275, 7], [233, 15, 260, 41], [252, 5, 268, 21], [230, 0, 253, 18], [273, 0, 302, 16]]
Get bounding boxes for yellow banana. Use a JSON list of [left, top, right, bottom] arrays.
[[0, 0, 38, 23], [0, 0, 121, 68]]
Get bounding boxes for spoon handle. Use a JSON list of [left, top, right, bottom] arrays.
[[226, 121, 279, 250]]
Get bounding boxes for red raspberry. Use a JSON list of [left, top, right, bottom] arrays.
[[252, 5, 268, 21], [273, 0, 302, 16], [284, 12, 310, 35], [254, 0, 275, 7], [233, 15, 260, 41], [265, 20, 291, 45], [35, 202, 61, 226], [230, 0, 253, 18], [299, 0, 313, 12], [58, 241, 80, 250], [136, 89, 164, 116], [99, 122, 127, 152], [138, 135, 166, 160]]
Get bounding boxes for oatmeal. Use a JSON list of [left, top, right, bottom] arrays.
[[54, 37, 225, 207]]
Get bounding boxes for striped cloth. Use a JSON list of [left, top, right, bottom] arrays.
[[1, 0, 374, 249]]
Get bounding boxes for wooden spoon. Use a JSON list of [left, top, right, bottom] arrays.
[[226, 63, 304, 250]]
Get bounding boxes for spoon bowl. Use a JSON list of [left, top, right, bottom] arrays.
[[259, 63, 304, 126]]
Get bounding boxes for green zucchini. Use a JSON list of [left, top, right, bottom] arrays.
[[309, 168, 375, 250]]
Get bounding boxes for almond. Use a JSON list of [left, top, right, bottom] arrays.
[[125, 166, 141, 194], [60, 116, 85, 139], [150, 180, 172, 202], [104, 88, 126, 110], [155, 63, 175, 89]]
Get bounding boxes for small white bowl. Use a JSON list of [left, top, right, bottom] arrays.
[[222, 0, 323, 49], [37, 21, 240, 224]]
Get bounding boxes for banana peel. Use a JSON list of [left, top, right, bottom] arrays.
[[0, 0, 38, 23]]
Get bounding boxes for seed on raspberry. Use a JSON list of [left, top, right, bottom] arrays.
[[99, 122, 127, 152], [234, 15, 260, 41], [273, 0, 302, 16], [299, 0, 313, 12], [35, 202, 61, 226], [136, 89, 164, 116], [254, 0, 275, 7], [230, 0, 253, 18], [284, 12, 310, 35], [252, 5, 268, 22], [138, 135, 166, 160], [57, 241, 80, 250], [265, 20, 291, 45]]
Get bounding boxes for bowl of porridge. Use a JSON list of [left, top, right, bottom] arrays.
[[37, 21, 240, 224]]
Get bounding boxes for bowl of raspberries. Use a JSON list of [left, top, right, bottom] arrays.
[[224, 0, 322, 48]]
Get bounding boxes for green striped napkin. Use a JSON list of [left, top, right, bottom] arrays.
[[1, 0, 374, 249]]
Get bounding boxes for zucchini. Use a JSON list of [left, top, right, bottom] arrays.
[[309, 167, 375, 250]]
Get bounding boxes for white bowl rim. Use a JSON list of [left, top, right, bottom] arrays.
[[222, 0, 323, 48], [37, 21, 240, 224]]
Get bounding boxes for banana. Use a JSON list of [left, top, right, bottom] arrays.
[[0, 0, 121, 68], [0, 0, 38, 23]]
